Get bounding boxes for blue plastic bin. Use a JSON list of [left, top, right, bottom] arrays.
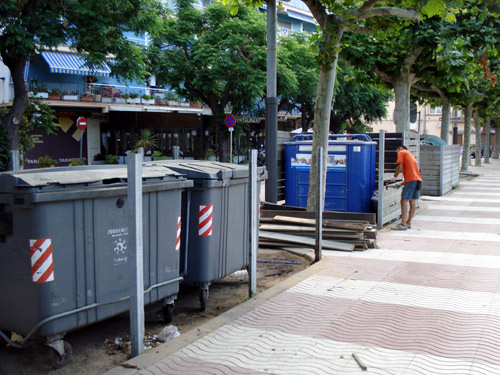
[[284, 134, 376, 212]]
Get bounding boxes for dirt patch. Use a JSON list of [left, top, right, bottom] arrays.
[[0, 249, 311, 375]]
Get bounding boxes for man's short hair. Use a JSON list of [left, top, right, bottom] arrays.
[[397, 145, 408, 151]]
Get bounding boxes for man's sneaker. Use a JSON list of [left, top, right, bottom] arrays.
[[392, 223, 407, 231], [406, 222, 412, 229]]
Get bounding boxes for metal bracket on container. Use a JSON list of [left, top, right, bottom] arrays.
[[46, 337, 65, 356]]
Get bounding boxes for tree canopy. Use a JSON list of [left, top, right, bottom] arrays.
[[149, 0, 267, 162], [0, 0, 165, 169]]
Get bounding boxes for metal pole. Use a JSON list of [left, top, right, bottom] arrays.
[[248, 149, 258, 297], [173, 146, 180, 160], [265, 0, 278, 203], [377, 130, 385, 230], [453, 108, 458, 145], [80, 130, 83, 162], [128, 151, 144, 357], [315, 147, 323, 262], [10, 150, 20, 171], [230, 130, 233, 164]]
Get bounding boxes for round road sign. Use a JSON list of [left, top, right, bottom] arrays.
[[224, 115, 236, 128], [76, 117, 87, 131]]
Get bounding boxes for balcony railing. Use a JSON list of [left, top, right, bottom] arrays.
[[21, 82, 203, 108]]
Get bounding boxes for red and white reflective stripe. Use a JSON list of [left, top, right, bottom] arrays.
[[29, 238, 54, 283], [175, 217, 181, 252], [198, 204, 213, 237]]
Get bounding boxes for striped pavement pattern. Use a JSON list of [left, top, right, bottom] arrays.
[[136, 161, 500, 375]]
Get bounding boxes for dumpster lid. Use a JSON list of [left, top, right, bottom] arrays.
[[0, 165, 184, 190], [146, 160, 250, 180]]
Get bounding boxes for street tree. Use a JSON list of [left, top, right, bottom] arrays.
[[149, 0, 267, 162], [277, 32, 318, 132], [0, 0, 164, 169], [277, 33, 392, 134], [411, 0, 500, 144], [330, 60, 393, 134], [223, 0, 454, 209]]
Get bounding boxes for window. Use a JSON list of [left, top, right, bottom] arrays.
[[429, 106, 442, 115]]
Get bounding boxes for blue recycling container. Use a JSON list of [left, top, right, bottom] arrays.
[[284, 134, 376, 212]]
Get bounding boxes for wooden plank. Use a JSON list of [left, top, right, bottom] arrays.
[[260, 206, 376, 224], [259, 224, 363, 236], [259, 231, 354, 251], [270, 215, 371, 231]]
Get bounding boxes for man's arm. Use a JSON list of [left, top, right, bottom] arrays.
[[394, 164, 402, 178]]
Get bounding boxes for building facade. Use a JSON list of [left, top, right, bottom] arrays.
[[0, 1, 316, 168]]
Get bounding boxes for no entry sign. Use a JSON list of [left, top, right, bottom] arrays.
[[76, 117, 87, 131], [224, 115, 236, 128]]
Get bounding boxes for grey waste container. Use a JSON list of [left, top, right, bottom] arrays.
[[147, 160, 267, 310], [0, 165, 193, 367]]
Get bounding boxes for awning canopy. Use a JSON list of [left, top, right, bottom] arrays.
[[286, 9, 315, 24], [41, 51, 111, 77]]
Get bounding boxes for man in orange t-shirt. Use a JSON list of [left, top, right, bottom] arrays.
[[391, 145, 423, 230]]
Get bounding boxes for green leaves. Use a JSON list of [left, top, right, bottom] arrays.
[[150, 1, 266, 115]]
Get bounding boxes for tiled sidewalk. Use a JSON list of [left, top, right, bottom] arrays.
[[113, 160, 500, 375]]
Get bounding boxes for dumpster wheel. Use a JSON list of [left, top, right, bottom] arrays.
[[199, 288, 209, 311], [163, 303, 175, 324], [48, 341, 73, 368]]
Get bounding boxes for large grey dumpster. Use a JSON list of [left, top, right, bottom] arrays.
[[148, 160, 267, 310], [0, 165, 192, 367]]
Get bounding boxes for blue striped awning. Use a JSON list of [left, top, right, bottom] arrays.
[[41, 51, 111, 77]]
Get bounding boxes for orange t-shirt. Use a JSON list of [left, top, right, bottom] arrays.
[[396, 150, 422, 184]]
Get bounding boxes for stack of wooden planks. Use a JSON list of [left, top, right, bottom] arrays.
[[259, 203, 377, 252]]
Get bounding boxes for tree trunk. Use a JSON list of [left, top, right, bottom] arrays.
[[0, 57, 29, 170], [301, 107, 309, 132], [393, 74, 414, 133], [306, 32, 343, 212], [474, 110, 481, 167], [440, 98, 451, 143], [485, 116, 491, 164], [494, 120, 500, 159], [461, 103, 473, 172]]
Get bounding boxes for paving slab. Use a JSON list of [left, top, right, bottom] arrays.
[[106, 158, 500, 375]]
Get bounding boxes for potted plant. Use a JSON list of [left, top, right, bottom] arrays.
[[29, 86, 49, 99], [190, 100, 202, 108], [93, 153, 105, 165], [62, 90, 79, 101], [48, 88, 61, 100], [204, 148, 217, 161], [69, 158, 86, 166], [104, 154, 119, 164], [127, 92, 141, 104], [80, 92, 93, 102], [113, 91, 126, 103], [166, 92, 180, 106], [134, 129, 158, 154], [152, 150, 167, 160], [37, 155, 58, 168], [141, 94, 154, 105], [101, 89, 113, 103]]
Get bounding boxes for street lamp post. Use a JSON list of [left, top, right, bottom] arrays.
[[265, 0, 278, 203]]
